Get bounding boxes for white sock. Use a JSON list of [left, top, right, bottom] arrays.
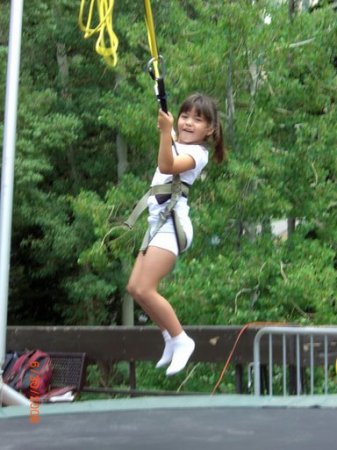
[[155, 330, 173, 368], [166, 331, 195, 376]]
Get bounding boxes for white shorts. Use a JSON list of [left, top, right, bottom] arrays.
[[147, 215, 193, 257]]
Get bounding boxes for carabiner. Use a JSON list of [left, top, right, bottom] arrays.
[[146, 55, 166, 80]]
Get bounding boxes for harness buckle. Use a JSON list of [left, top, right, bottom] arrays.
[[171, 182, 182, 196], [159, 210, 170, 222]]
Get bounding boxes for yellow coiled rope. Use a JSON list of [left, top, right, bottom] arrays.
[[79, 0, 163, 77], [78, 0, 119, 67]]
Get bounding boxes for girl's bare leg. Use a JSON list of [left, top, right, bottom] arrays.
[[127, 246, 195, 375], [126, 246, 182, 336]]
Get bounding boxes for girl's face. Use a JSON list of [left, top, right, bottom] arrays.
[[177, 107, 214, 145]]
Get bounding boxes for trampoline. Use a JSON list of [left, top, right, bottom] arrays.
[[1, 395, 336, 450]]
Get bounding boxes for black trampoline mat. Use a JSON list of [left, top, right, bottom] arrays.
[[0, 406, 336, 450]]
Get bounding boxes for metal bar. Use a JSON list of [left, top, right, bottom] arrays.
[[0, 0, 29, 408], [296, 334, 301, 395], [254, 326, 337, 338], [268, 334, 273, 396], [247, 363, 253, 393], [324, 335, 328, 395], [310, 335, 314, 395], [282, 334, 287, 396], [253, 331, 262, 396], [0, 0, 24, 372], [0, 382, 30, 407]]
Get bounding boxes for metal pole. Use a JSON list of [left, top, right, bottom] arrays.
[[0, 0, 29, 406], [282, 334, 287, 396], [253, 333, 261, 396]]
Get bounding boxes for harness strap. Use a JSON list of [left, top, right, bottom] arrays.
[[140, 208, 186, 255], [124, 175, 189, 254], [171, 209, 187, 254], [126, 143, 187, 254], [124, 190, 151, 229], [124, 176, 189, 229], [140, 174, 187, 254], [150, 183, 189, 197]]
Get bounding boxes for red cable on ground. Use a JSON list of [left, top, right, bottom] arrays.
[[211, 321, 288, 395]]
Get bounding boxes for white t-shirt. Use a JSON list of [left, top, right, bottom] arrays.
[[150, 142, 209, 188]]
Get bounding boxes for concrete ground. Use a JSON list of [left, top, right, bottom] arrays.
[[1, 394, 337, 450]]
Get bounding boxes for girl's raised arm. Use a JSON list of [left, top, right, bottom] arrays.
[[157, 110, 195, 175]]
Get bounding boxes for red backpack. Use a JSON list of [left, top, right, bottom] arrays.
[[4, 349, 53, 398]]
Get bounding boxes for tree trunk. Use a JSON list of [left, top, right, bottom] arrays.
[[287, 217, 296, 238], [116, 134, 129, 181], [55, 36, 80, 195], [56, 42, 70, 100], [53, 2, 80, 195], [289, 0, 298, 20], [116, 133, 134, 326], [226, 47, 235, 150]]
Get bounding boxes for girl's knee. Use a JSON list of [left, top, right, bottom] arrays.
[[126, 281, 148, 303], [126, 280, 136, 298]]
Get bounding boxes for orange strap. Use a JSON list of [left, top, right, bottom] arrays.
[[211, 321, 289, 394]]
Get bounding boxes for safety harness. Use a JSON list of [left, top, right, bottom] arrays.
[[124, 142, 189, 255]]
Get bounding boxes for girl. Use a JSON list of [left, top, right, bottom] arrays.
[[127, 93, 225, 376]]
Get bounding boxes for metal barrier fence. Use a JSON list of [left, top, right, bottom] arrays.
[[253, 326, 337, 396]]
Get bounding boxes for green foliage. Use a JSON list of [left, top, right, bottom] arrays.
[[136, 361, 238, 395]]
